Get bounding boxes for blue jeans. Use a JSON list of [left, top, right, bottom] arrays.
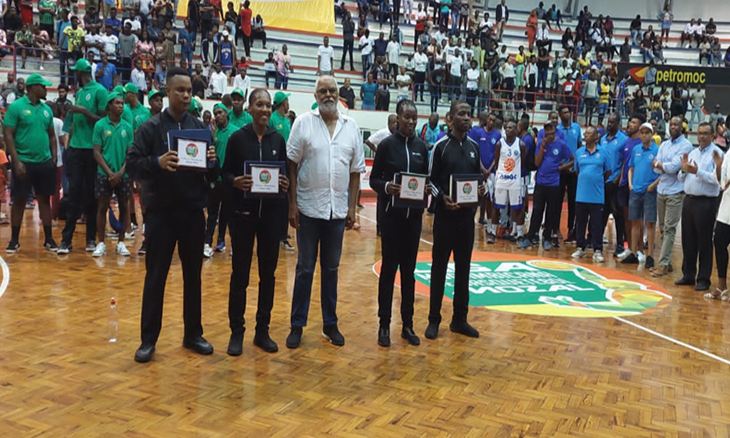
[[361, 53, 371, 79], [450, 9, 460, 35], [290, 213, 346, 328], [181, 46, 193, 71], [631, 30, 640, 46], [690, 107, 703, 130], [275, 73, 288, 89], [641, 48, 654, 63]]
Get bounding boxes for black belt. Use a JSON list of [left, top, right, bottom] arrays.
[[686, 194, 717, 200]]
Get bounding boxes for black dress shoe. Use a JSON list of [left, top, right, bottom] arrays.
[[695, 281, 711, 291], [227, 332, 244, 356], [450, 321, 480, 338], [424, 323, 439, 339], [182, 336, 214, 355], [675, 278, 696, 286], [134, 343, 155, 363], [286, 327, 303, 349], [377, 327, 391, 347], [401, 327, 420, 346], [323, 324, 345, 346], [253, 332, 279, 353]]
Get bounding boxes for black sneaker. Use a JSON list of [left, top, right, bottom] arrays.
[[5, 241, 19, 253], [377, 327, 391, 347], [253, 331, 279, 353], [449, 321, 480, 338], [424, 323, 439, 339], [286, 327, 303, 349], [401, 327, 420, 346], [621, 253, 639, 264], [57, 242, 72, 255], [645, 256, 655, 270], [322, 324, 345, 346], [43, 239, 58, 252], [227, 331, 244, 356], [138, 240, 147, 255], [86, 240, 97, 252]]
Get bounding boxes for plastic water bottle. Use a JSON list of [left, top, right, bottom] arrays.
[[108, 297, 118, 343]]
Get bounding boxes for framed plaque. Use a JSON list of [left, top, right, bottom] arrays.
[[167, 129, 213, 171], [244, 161, 287, 199], [392, 172, 429, 209], [449, 174, 483, 207]]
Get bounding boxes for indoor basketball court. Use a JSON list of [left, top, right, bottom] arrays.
[[1, 201, 729, 437]]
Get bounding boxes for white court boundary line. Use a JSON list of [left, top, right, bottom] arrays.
[[0, 255, 9, 300], [357, 209, 730, 366]]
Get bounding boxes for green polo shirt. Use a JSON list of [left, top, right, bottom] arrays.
[[4, 96, 53, 163], [212, 122, 235, 166], [228, 108, 252, 129], [128, 102, 151, 132], [122, 104, 133, 129], [70, 81, 108, 149], [39, 0, 57, 25], [92, 116, 133, 176], [268, 110, 291, 142]]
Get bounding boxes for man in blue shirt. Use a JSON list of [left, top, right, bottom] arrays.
[[373, 32, 388, 60], [557, 105, 582, 242], [56, 9, 72, 86], [468, 111, 500, 227], [650, 116, 693, 278], [625, 123, 660, 267], [571, 126, 610, 262], [105, 8, 123, 36], [419, 112, 441, 149], [520, 121, 573, 250], [676, 122, 723, 291], [96, 53, 117, 90], [600, 113, 628, 259], [617, 114, 644, 262]]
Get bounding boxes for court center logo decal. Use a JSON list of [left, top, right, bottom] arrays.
[[373, 252, 671, 318]]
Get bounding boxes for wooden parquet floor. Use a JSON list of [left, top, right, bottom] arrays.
[[2, 202, 730, 437]]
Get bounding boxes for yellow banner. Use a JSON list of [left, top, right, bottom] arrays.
[[176, 0, 334, 34]]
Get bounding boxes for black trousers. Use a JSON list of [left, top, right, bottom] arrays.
[[429, 210, 475, 325], [341, 38, 354, 70], [378, 212, 422, 328], [575, 202, 604, 251], [602, 181, 625, 249], [251, 29, 266, 48], [559, 171, 577, 233], [204, 182, 228, 246], [376, 89, 390, 111], [241, 33, 251, 57], [61, 148, 98, 245], [414, 71, 425, 100], [228, 211, 281, 334], [526, 184, 562, 240], [682, 195, 718, 283], [140, 209, 205, 345], [714, 220, 730, 280], [119, 56, 132, 82]]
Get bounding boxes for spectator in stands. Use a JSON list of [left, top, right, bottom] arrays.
[[694, 19, 706, 45], [232, 67, 250, 99], [131, 59, 147, 102], [428, 57, 445, 113], [413, 44, 427, 102], [478, 12, 494, 48], [359, 29, 374, 80], [191, 64, 208, 98], [201, 31, 218, 71], [361, 73, 377, 110], [208, 63, 227, 98], [706, 18, 717, 35], [657, 5, 672, 47], [526, 9, 538, 51], [106, 8, 123, 36], [135, 29, 156, 72], [339, 78, 356, 109], [375, 58, 392, 110], [630, 14, 641, 47], [317, 36, 335, 77], [652, 37, 665, 64], [699, 36, 711, 65], [275, 44, 293, 89], [13, 23, 32, 69], [561, 28, 574, 57], [495, 0, 509, 42], [617, 37, 630, 63], [374, 31, 388, 62], [640, 32, 654, 64], [396, 66, 412, 103], [387, 34, 400, 79], [438, 0, 450, 30], [379, 0, 393, 29], [239, 0, 252, 57], [219, 31, 236, 73], [710, 37, 722, 67], [536, 22, 551, 54], [413, 4, 427, 46], [96, 52, 118, 90], [260, 51, 275, 87], [341, 12, 355, 71], [583, 71, 598, 125], [689, 85, 705, 131], [251, 14, 266, 49], [153, 59, 168, 89], [681, 19, 696, 48]]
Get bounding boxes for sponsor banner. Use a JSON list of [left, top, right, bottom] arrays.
[[373, 252, 671, 318]]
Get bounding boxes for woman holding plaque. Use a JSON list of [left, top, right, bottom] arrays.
[[221, 88, 289, 356], [369, 99, 429, 348]]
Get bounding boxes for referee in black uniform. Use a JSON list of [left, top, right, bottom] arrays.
[[426, 100, 485, 340], [369, 99, 428, 348], [127, 67, 220, 363]]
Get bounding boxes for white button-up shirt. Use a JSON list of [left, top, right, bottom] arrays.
[[678, 143, 723, 197], [287, 110, 366, 220]]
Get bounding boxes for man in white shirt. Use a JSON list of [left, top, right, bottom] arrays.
[[413, 44, 428, 102], [317, 36, 335, 76], [447, 48, 463, 101], [536, 22, 552, 53], [232, 68, 251, 100], [285, 76, 366, 349], [386, 34, 400, 79], [123, 18, 141, 34], [359, 29, 374, 80], [130, 58, 147, 101], [395, 66, 411, 102], [434, 25, 447, 46], [85, 28, 103, 61], [101, 25, 119, 62], [209, 63, 228, 98]]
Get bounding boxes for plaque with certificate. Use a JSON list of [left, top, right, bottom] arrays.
[[168, 129, 213, 171], [392, 172, 429, 209], [449, 174, 483, 207], [244, 161, 286, 199]]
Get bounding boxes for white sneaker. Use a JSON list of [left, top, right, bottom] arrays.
[[571, 249, 586, 258], [116, 242, 131, 256], [47, 54, 54, 60], [39, 65, 44, 70], [125, 231, 135, 240], [637, 251, 646, 263], [203, 244, 214, 258], [616, 248, 631, 260], [593, 250, 605, 263], [92, 242, 107, 257]]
